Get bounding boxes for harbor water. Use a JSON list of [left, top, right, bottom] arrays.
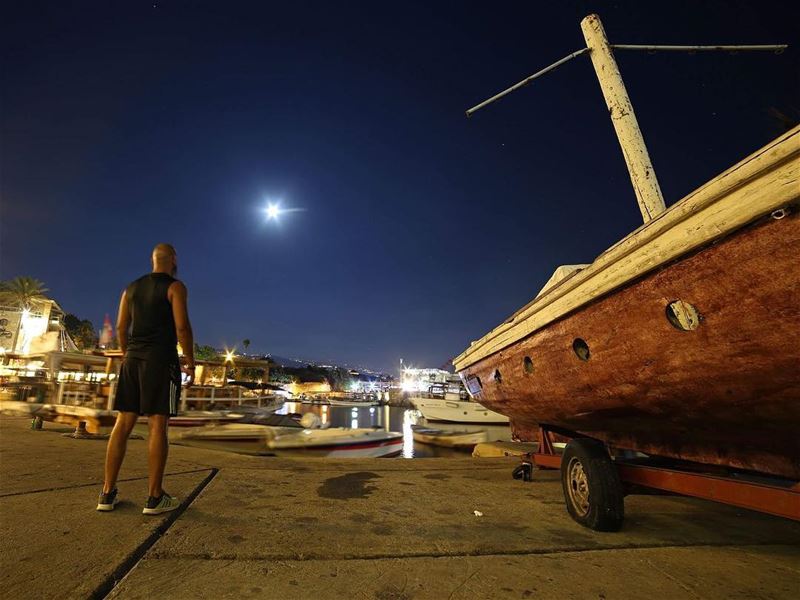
[[176, 400, 512, 458]]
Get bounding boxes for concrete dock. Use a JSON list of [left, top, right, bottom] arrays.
[[1, 415, 798, 599]]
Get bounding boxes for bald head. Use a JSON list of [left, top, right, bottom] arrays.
[[151, 243, 178, 275]]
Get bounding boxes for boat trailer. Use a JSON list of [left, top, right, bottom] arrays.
[[513, 426, 800, 531]]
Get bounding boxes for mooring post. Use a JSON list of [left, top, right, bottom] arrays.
[[581, 14, 666, 222]]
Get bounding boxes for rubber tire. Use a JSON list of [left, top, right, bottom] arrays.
[[560, 439, 624, 532]]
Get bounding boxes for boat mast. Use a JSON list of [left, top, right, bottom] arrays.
[[580, 15, 664, 222], [466, 13, 787, 224]]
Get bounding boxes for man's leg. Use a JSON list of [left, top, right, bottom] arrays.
[[147, 414, 169, 498], [103, 412, 139, 493]]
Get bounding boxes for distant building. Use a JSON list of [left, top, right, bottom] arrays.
[[0, 299, 76, 355], [285, 380, 332, 396], [400, 367, 459, 393]]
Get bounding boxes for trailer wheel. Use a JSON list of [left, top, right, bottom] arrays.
[[560, 439, 624, 531]]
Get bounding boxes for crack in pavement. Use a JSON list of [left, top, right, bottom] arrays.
[[88, 467, 219, 600], [448, 567, 480, 600], [641, 555, 707, 600], [739, 546, 800, 575], [0, 468, 216, 498], [144, 540, 799, 563]]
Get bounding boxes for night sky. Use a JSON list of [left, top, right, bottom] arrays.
[[2, 1, 798, 371]]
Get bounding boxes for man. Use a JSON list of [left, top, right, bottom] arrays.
[[97, 243, 195, 514]]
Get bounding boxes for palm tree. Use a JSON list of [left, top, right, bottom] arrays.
[[0, 277, 49, 309], [242, 339, 251, 353]]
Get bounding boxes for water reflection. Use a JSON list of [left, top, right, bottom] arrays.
[[274, 400, 511, 458], [402, 408, 418, 458]]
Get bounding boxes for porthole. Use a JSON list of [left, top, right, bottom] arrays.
[[465, 375, 482, 395], [523, 356, 534, 374], [573, 338, 590, 361], [493, 369, 502, 383], [666, 300, 700, 331]]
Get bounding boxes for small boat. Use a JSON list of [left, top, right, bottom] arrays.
[[327, 398, 380, 407], [265, 427, 403, 458], [139, 411, 245, 427], [175, 422, 273, 452], [177, 417, 403, 458], [298, 396, 328, 404], [411, 425, 488, 450], [234, 407, 302, 426], [411, 397, 509, 424]]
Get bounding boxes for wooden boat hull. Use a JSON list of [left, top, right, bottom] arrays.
[[459, 211, 800, 479]]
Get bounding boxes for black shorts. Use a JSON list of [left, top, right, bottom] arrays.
[[114, 357, 181, 416]]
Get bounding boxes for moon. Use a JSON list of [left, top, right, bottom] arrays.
[[264, 201, 305, 223], [266, 203, 281, 220]]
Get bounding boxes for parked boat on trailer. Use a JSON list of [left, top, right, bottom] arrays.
[[456, 14, 798, 529]]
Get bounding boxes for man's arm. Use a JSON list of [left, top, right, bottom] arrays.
[[116, 289, 130, 355], [168, 281, 195, 382]]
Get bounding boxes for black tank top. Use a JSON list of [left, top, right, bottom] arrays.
[[125, 273, 179, 361]]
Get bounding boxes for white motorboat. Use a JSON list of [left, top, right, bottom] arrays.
[[411, 397, 509, 424]]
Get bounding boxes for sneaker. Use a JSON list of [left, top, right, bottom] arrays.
[[142, 492, 179, 515], [96, 488, 119, 512]]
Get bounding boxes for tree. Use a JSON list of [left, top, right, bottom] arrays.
[[63, 313, 98, 350], [325, 367, 354, 392], [242, 339, 251, 352], [269, 367, 297, 384], [193, 344, 220, 361], [239, 367, 265, 381], [0, 277, 49, 309]]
